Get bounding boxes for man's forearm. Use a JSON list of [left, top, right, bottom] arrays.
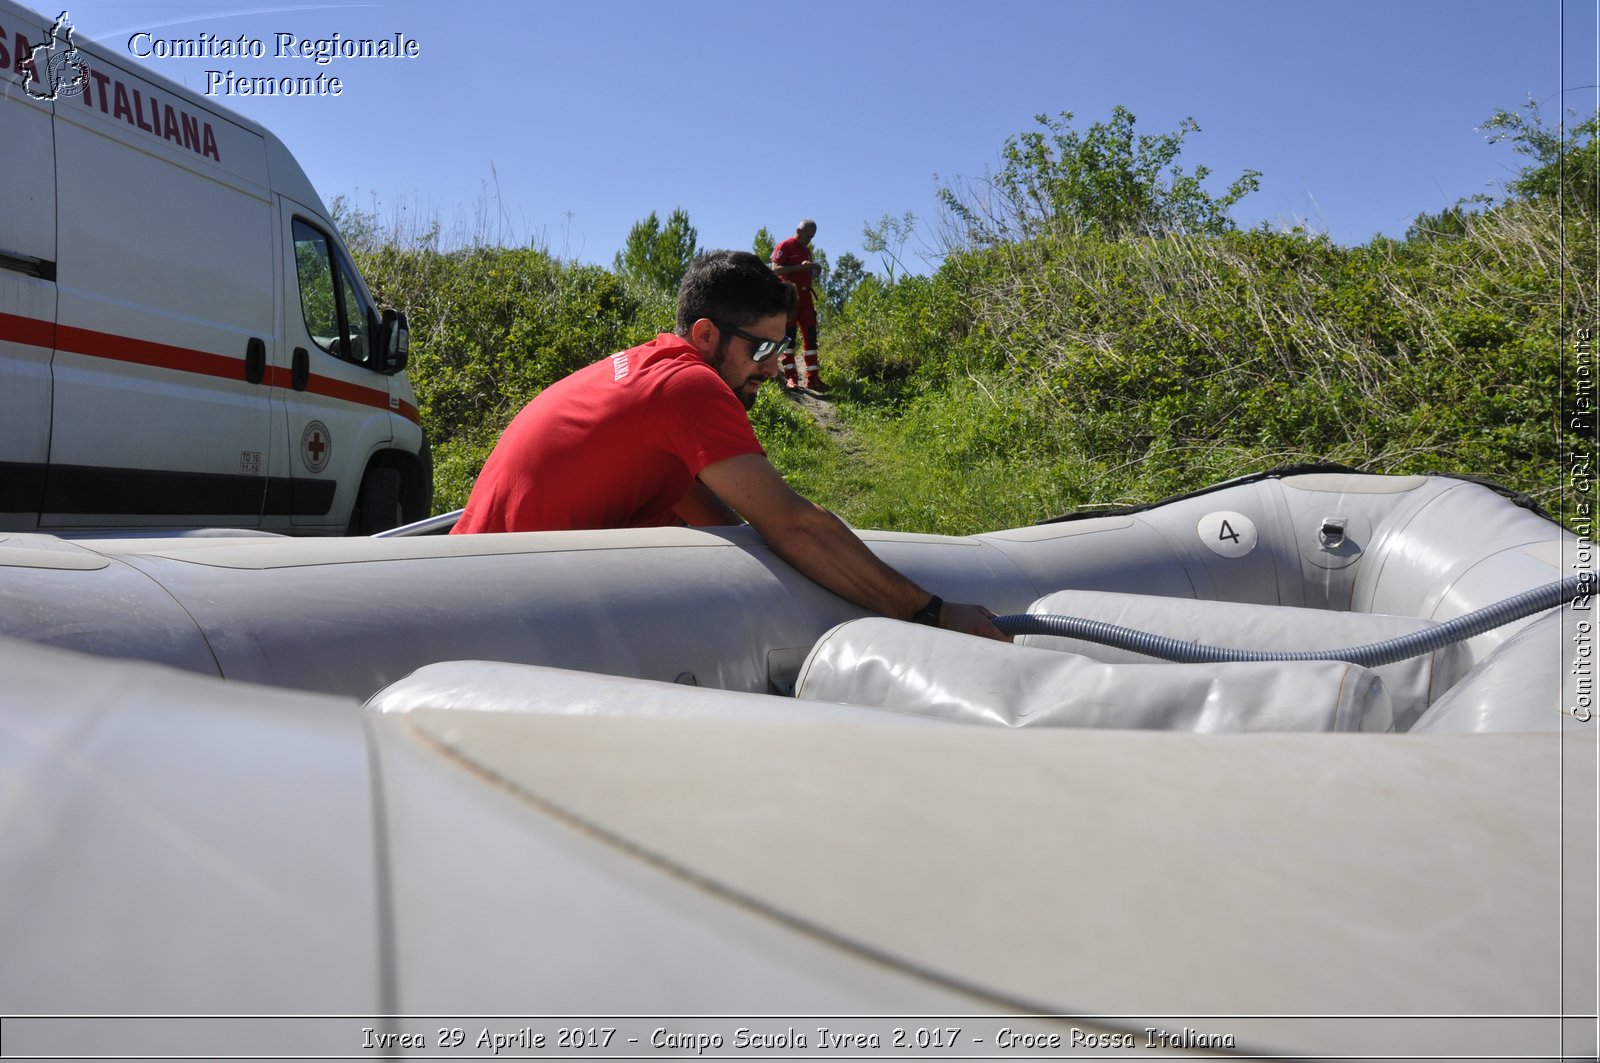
[[762, 502, 929, 620], [697, 452, 1007, 639]]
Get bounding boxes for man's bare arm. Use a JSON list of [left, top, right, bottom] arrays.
[[697, 453, 1007, 640], [672, 479, 743, 526]]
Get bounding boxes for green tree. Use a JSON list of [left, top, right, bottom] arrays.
[[752, 226, 776, 261], [614, 207, 699, 291], [823, 250, 867, 315], [1404, 202, 1479, 243], [1480, 97, 1599, 213], [937, 106, 1260, 247]]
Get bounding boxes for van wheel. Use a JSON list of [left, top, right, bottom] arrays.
[[350, 466, 402, 535]]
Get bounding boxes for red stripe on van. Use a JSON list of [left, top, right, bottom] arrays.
[[0, 312, 56, 349], [56, 321, 242, 381], [1, 311, 421, 424]]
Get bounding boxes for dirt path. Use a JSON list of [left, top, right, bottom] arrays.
[[787, 390, 863, 456]]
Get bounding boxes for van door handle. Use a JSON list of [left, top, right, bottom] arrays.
[[244, 337, 266, 384], [292, 347, 309, 391]]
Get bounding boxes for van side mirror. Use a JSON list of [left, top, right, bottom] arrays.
[[379, 309, 410, 374]]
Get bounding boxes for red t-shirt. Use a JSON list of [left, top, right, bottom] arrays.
[[772, 236, 814, 294], [452, 335, 764, 533]]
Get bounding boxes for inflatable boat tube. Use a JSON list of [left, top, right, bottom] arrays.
[[0, 470, 1586, 730]]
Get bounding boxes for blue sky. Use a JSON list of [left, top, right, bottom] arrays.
[[49, 0, 1600, 273]]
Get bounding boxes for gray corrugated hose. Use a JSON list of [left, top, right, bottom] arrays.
[[995, 575, 1591, 667]]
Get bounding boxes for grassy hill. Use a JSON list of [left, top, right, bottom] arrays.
[[754, 197, 1585, 531], [344, 105, 1596, 532]]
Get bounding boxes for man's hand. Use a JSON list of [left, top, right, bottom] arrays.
[[938, 601, 1010, 642]]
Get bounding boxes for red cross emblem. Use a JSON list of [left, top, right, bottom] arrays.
[[300, 420, 332, 473]]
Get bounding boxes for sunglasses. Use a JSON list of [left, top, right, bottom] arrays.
[[711, 319, 793, 362]]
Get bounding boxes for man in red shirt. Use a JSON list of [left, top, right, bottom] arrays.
[[453, 250, 1005, 641], [770, 218, 824, 391]]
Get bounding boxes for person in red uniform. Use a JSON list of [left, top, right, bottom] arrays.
[[770, 218, 825, 391], [453, 250, 1006, 641]]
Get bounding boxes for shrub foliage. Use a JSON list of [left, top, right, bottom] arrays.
[[343, 106, 1594, 529]]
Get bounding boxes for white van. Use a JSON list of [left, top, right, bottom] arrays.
[[0, 1, 430, 534]]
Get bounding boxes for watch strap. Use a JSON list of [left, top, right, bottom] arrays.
[[911, 594, 943, 626]]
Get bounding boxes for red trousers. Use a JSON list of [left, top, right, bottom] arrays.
[[787, 289, 817, 350]]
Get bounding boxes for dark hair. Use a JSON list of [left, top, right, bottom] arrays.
[[675, 250, 795, 337]]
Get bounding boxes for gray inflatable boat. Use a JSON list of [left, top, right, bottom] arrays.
[[1, 468, 1594, 1059]]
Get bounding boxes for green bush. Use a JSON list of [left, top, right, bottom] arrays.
[[808, 183, 1585, 525], [353, 243, 662, 503], [335, 104, 1594, 530]]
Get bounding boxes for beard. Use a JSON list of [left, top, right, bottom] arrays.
[[712, 338, 762, 410]]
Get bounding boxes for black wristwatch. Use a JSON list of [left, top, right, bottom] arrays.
[[910, 594, 943, 626]]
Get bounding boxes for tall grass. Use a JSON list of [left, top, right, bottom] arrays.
[[820, 194, 1586, 528], [341, 184, 1589, 530]]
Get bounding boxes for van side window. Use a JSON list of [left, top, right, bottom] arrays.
[[292, 218, 375, 367], [337, 255, 375, 367], [293, 220, 340, 353]]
